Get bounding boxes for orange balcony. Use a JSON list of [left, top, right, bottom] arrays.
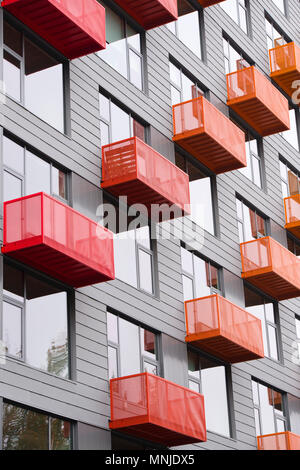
[[172, 96, 246, 174], [109, 373, 207, 447], [185, 294, 264, 363], [257, 432, 300, 450], [101, 137, 190, 221], [284, 194, 300, 238], [197, 0, 226, 6], [113, 0, 178, 30], [227, 66, 290, 136], [269, 42, 300, 100], [240, 236, 300, 301]]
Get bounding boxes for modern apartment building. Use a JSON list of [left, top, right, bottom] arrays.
[[0, 0, 300, 451]]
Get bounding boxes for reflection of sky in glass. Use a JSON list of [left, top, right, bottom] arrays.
[[202, 366, 230, 437]]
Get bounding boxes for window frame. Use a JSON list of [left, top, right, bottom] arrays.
[[223, 36, 253, 74], [280, 157, 300, 198], [221, 0, 250, 35], [236, 197, 268, 244], [169, 59, 206, 106], [265, 15, 289, 49]]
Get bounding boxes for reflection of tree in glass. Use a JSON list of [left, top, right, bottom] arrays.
[[51, 418, 71, 450], [47, 332, 68, 379]]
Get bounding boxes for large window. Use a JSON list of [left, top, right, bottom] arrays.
[[265, 17, 287, 50], [223, 38, 251, 74], [107, 311, 159, 379], [221, 0, 249, 34], [188, 350, 231, 437], [282, 109, 299, 151], [99, 92, 145, 146], [236, 129, 262, 187], [280, 159, 300, 198], [2, 135, 68, 203], [3, 20, 65, 132], [166, 0, 202, 58], [2, 402, 71, 450], [252, 380, 287, 436], [245, 286, 280, 361], [169, 61, 205, 106], [98, 3, 143, 90], [271, 0, 286, 15], [1, 263, 70, 379], [176, 151, 215, 235], [181, 247, 221, 301], [236, 199, 267, 243]]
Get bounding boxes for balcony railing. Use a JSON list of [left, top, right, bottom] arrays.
[[172, 96, 246, 174], [2, 192, 115, 288], [284, 194, 300, 239], [185, 294, 264, 363], [257, 432, 300, 451], [197, 0, 226, 6], [109, 372, 207, 447], [2, 0, 106, 59], [113, 0, 178, 29], [227, 66, 290, 136], [269, 42, 300, 99], [101, 137, 190, 221], [240, 236, 300, 300]]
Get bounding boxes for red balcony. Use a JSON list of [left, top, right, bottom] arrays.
[[240, 236, 300, 301], [1, 193, 115, 288], [284, 194, 300, 238], [1, 0, 106, 60], [185, 294, 264, 363], [269, 42, 300, 100], [257, 432, 300, 450], [101, 137, 190, 221], [172, 96, 246, 174], [109, 373, 207, 447], [227, 66, 290, 136], [197, 0, 226, 6], [113, 0, 178, 30]]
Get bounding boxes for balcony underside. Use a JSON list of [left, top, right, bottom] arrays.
[[271, 69, 300, 99], [285, 222, 300, 239], [242, 269, 300, 301], [173, 132, 244, 174], [2, 243, 111, 288], [114, 0, 177, 29]]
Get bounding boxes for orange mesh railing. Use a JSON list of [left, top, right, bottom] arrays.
[[257, 432, 300, 450], [240, 236, 300, 285], [284, 194, 300, 225], [185, 294, 264, 358], [173, 97, 205, 137], [269, 42, 300, 74], [110, 373, 206, 442], [227, 66, 256, 101]]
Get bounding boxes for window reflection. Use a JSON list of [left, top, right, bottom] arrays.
[[167, 1, 202, 58], [252, 380, 286, 436]]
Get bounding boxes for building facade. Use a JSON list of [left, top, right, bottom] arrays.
[[0, 0, 300, 450]]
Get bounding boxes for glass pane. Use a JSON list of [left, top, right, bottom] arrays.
[[3, 171, 22, 202], [210, 264, 219, 290], [279, 161, 287, 181], [100, 121, 109, 146], [25, 276, 69, 378], [276, 418, 285, 433], [265, 303, 275, 323], [189, 178, 214, 235], [111, 102, 131, 142], [135, 226, 151, 250], [2, 404, 49, 450], [4, 21, 22, 55], [114, 232, 138, 288], [282, 110, 299, 150], [258, 384, 276, 435], [188, 350, 200, 380], [52, 166, 67, 199], [144, 362, 157, 374], [127, 31, 141, 53], [239, 6, 248, 33], [119, 318, 140, 376], [100, 39, 128, 79], [138, 249, 153, 294], [181, 73, 195, 102], [221, 0, 239, 23], [181, 247, 193, 274], [25, 151, 51, 195], [50, 418, 71, 450], [177, 12, 201, 57], [3, 301, 22, 358], [182, 274, 194, 301], [129, 50, 142, 89], [99, 93, 110, 121], [24, 38, 64, 132], [189, 380, 200, 393], [194, 256, 211, 298], [171, 85, 181, 106], [107, 312, 118, 344], [108, 346, 118, 380], [169, 62, 181, 87], [254, 408, 261, 436], [105, 5, 125, 43], [3, 51, 21, 101], [3, 136, 24, 175], [273, 390, 284, 414], [252, 380, 259, 406], [3, 263, 24, 302], [140, 328, 156, 359], [268, 325, 279, 361], [252, 156, 262, 188], [132, 119, 145, 141], [296, 317, 300, 340]]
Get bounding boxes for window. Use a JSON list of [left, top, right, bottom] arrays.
[[2, 263, 70, 379], [295, 316, 300, 363], [287, 237, 300, 257], [265, 17, 287, 50], [221, 0, 249, 34], [98, 3, 143, 90], [99, 92, 146, 146], [176, 152, 215, 235], [282, 109, 299, 151], [236, 199, 267, 243], [188, 351, 231, 437], [2, 402, 71, 450], [223, 38, 251, 74], [181, 247, 221, 301], [166, 0, 202, 58], [107, 311, 159, 379], [280, 159, 300, 198], [238, 130, 262, 187], [2, 135, 68, 203], [252, 380, 287, 436], [245, 286, 280, 361], [271, 0, 286, 15], [3, 20, 65, 132], [169, 61, 205, 106]]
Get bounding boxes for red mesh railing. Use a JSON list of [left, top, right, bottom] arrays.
[[257, 432, 300, 450], [102, 138, 137, 183], [269, 42, 300, 74], [185, 294, 264, 357], [110, 373, 206, 442], [284, 194, 300, 225]]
